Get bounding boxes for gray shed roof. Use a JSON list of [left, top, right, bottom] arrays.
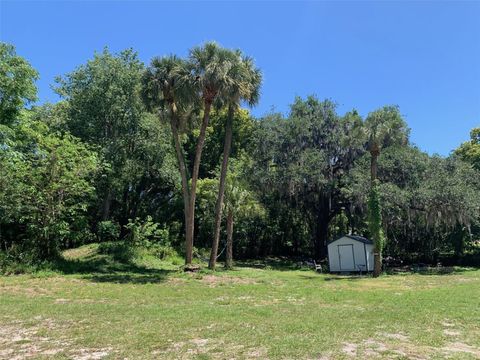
[[328, 235, 373, 245]]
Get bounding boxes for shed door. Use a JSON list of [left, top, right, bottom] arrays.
[[338, 244, 355, 270]]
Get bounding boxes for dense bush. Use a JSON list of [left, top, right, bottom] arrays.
[[97, 221, 121, 242], [124, 216, 169, 247], [0, 113, 98, 260]]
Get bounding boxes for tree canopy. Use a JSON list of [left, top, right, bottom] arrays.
[[1, 42, 479, 271], [0, 43, 38, 124]]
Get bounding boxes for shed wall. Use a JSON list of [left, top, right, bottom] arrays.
[[365, 243, 374, 271], [328, 237, 373, 272]]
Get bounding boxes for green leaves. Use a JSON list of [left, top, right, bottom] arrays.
[[364, 106, 409, 155], [0, 110, 99, 259], [124, 216, 169, 248], [55, 48, 144, 148], [0, 43, 39, 125], [455, 127, 480, 171]]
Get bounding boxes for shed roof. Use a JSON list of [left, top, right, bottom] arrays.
[[328, 235, 373, 245]]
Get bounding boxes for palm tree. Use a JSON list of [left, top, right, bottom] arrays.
[[142, 43, 236, 266], [365, 106, 408, 182], [364, 106, 408, 276], [222, 172, 264, 269], [208, 53, 262, 270], [141, 55, 196, 265], [185, 42, 238, 265]]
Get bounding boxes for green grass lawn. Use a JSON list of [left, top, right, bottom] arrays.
[[1, 244, 479, 359]]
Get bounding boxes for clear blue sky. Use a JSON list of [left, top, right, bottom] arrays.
[[1, 1, 479, 155]]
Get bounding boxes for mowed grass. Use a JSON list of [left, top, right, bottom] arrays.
[[1, 245, 479, 359]]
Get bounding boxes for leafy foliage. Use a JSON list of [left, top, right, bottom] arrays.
[[1, 42, 479, 271], [0, 43, 38, 124], [97, 221, 121, 242], [455, 127, 480, 171], [0, 111, 98, 259], [124, 216, 169, 248], [250, 97, 365, 258]]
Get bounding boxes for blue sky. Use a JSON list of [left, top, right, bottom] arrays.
[[1, 1, 479, 155]]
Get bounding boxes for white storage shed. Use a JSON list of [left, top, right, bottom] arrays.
[[327, 235, 374, 272]]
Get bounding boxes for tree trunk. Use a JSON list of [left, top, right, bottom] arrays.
[[370, 146, 379, 181], [314, 213, 329, 260], [119, 186, 130, 238], [225, 209, 234, 269], [370, 145, 382, 277], [168, 105, 192, 265], [186, 101, 212, 264], [318, 220, 329, 260], [209, 105, 234, 270], [101, 187, 112, 221], [373, 253, 382, 277]]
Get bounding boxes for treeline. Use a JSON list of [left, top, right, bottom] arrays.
[[1, 42, 479, 271]]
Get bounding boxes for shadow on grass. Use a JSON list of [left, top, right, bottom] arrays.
[[52, 253, 176, 284], [235, 257, 318, 272], [385, 266, 478, 276], [323, 276, 364, 281], [84, 271, 173, 284]]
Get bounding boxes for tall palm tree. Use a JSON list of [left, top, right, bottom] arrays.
[[185, 42, 237, 265], [141, 55, 196, 265], [208, 53, 262, 270], [364, 106, 408, 276]]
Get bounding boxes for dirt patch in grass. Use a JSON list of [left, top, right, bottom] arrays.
[[199, 274, 258, 287], [71, 347, 112, 360], [0, 318, 112, 360], [342, 336, 427, 359], [167, 274, 259, 288], [245, 347, 268, 358], [380, 332, 409, 341], [342, 342, 357, 356], [0, 320, 66, 359], [0, 284, 52, 298], [362, 339, 389, 357], [157, 338, 267, 359], [157, 338, 217, 358], [442, 320, 456, 327], [443, 329, 461, 337], [442, 342, 480, 357], [341, 332, 480, 359], [54, 298, 111, 305], [167, 277, 188, 285]]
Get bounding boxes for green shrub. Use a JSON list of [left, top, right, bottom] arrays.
[[124, 216, 170, 248], [97, 221, 121, 242], [0, 250, 53, 275], [66, 217, 94, 248], [150, 243, 177, 260]]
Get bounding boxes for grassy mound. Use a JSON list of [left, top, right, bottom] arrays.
[[1, 242, 185, 276]]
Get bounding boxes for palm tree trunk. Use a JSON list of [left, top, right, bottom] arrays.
[[370, 146, 382, 277], [373, 253, 382, 277], [225, 209, 234, 269], [370, 147, 379, 181], [209, 105, 234, 270], [186, 101, 212, 264], [168, 104, 192, 265]]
